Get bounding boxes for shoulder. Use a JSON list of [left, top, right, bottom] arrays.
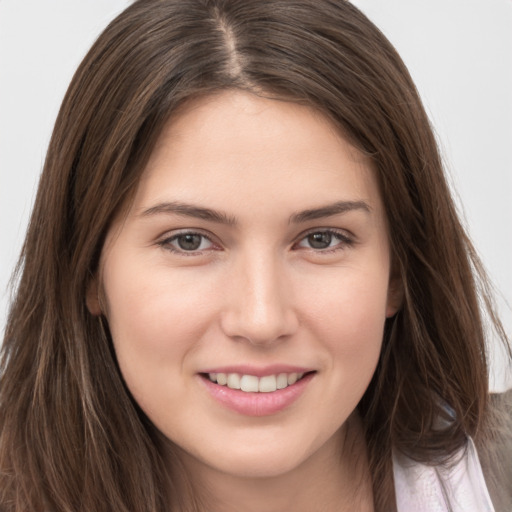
[[477, 388, 512, 512], [393, 390, 512, 512], [393, 437, 496, 512]]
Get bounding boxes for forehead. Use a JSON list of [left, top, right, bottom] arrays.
[[131, 90, 382, 219]]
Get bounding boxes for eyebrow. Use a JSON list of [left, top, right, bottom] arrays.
[[139, 200, 371, 225], [139, 201, 237, 225], [289, 200, 371, 224]]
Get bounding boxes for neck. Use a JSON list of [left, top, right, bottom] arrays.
[[168, 413, 374, 512]]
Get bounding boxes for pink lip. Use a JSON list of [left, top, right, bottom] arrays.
[[199, 372, 315, 417], [200, 364, 312, 378]]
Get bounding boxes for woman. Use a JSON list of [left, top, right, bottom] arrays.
[[0, 1, 510, 511]]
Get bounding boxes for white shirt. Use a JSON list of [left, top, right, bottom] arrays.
[[393, 438, 495, 512]]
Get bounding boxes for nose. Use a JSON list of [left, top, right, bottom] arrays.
[[220, 251, 298, 346]]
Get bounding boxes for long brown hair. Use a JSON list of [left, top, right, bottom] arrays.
[[1, 1, 509, 510]]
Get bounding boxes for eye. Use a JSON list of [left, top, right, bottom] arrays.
[[295, 229, 353, 251], [159, 231, 216, 254]]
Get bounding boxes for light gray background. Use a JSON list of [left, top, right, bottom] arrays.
[[1, 0, 511, 390]]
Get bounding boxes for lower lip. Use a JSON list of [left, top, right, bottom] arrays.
[[200, 373, 314, 417]]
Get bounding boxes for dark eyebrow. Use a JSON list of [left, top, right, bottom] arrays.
[[289, 200, 371, 224], [139, 201, 236, 225], [139, 199, 370, 225]]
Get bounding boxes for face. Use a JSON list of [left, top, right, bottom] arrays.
[[89, 90, 401, 480]]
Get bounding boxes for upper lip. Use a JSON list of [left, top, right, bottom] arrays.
[[199, 364, 314, 377]]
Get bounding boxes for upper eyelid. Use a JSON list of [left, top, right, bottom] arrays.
[[158, 228, 215, 242], [295, 227, 354, 241], [156, 230, 220, 253]]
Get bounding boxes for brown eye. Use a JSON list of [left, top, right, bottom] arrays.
[[295, 229, 353, 252], [160, 232, 215, 253], [307, 232, 333, 249], [176, 234, 203, 251]]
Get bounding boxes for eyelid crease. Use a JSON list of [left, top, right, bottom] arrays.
[[295, 226, 355, 242]]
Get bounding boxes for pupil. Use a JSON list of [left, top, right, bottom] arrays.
[[178, 234, 202, 250], [308, 232, 331, 249]]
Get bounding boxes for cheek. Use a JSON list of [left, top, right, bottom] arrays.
[[301, 264, 389, 381], [101, 261, 220, 424], [304, 264, 389, 336], [101, 256, 219, 389], [105, 255, 211, 336]]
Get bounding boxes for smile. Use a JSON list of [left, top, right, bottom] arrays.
[[207, 372, 306, 393], [200, 370, 315, 416]]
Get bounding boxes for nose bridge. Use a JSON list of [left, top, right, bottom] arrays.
[[221, 246, 296, 345]]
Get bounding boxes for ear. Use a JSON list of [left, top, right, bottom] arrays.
[[386, 272, 404, 318], [86, 274, 102, 316]]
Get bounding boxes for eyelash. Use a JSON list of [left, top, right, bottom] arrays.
[[157, 228, 354, 255], [157, 230, 218, 256], [294, 228, 355, 253]]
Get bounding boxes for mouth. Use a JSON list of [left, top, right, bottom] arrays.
[[202, 371, 312, 393], [198, 370, 316, 416]]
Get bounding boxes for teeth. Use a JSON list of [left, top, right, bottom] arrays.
[[207, 372, 307, 392], [276, 373, 288, 389], [259, 375, 276, 393], [287, 373, 297, 385], [240, 375, 259, 392], [227, 373, 241, 389]]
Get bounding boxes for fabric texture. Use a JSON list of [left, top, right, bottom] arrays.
[[393, 437, 495, 512]]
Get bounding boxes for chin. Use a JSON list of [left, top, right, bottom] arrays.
[[184, 425, 340, 482], [211, 449, 310, 479]]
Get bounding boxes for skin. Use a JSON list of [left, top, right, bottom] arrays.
[[88, 90, 402, 511]]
